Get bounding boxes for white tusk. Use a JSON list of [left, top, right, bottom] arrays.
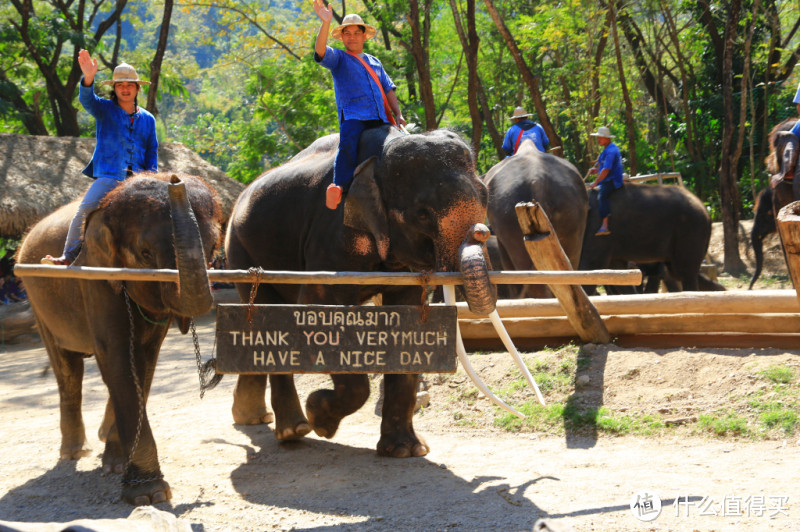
[[443, 285, 524, 418], [488, 310, 546, 406]]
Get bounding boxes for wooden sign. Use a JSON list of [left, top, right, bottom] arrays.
[[215, 304, 457, 374]]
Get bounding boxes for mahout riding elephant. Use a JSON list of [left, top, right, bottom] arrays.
[[225, 124, 498, 458], [579, 184, 711, 294], [484, 139, 589, 298], [17, 173, 222, 505], [748, 187, 777, 289]]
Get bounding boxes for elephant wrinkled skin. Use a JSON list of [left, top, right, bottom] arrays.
[[17, 173, 222, 505], [224, 125, 492, 458], [484, 139, 589, 298]]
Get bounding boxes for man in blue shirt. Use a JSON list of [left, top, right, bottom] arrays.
[[42, 49, 157, 265], [774, 86, 800, 187], [313, 0, 406, 210], [502, 107, 549, 155], [588, 126, 624, 236]]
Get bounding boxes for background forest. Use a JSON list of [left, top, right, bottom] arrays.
[[2, 0, 800, 273]]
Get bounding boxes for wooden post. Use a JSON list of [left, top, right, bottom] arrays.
[[514, 201, 611, 343], [777, 200, 800, 300]]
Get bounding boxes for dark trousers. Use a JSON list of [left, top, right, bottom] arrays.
[[333, 119, 385, 188], [597, 181, 621, 220]]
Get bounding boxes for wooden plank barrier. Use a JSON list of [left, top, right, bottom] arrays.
[[514, 202, 610, 344], [777, 200, 800, 298]]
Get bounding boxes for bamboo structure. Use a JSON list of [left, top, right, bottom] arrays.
[[13, 264, 642, 287]]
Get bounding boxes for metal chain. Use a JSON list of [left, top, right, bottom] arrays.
[[121, 283, 146, 482], [191, 318, 222, 398], [247, 267, 262, 327], [419, 270, 433, 323]]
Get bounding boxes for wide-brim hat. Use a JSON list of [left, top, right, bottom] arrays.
[[99, 63, 150, 86], [331, 14, 377, 41], [507, 106, 533, 120], [590, 126, 614, 138]]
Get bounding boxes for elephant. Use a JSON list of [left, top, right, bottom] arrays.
[[748, 187, 777, 289], [224, 124, 499, 458], [484, 139, 589, 298], [17, 173, 222, 505], [579, 183, 711, 293]]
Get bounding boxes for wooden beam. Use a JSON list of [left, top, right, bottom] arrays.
[[514, 202, 611, 343], [454, 290, 800, 319], [13, 264, 641, 286], [777, 200, 800, 298]]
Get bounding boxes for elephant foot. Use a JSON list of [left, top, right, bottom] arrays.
[[122, 477, 172, 506], [232, 403, 275, 425], [102, 439, 126, 474], [59, 443, 92, 460], [377, 432, 429, 458], [274, 421, 312, 441], [305, 389, 344, 439]]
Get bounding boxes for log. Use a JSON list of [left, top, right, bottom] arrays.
[[459, 312, 800, 339], [777, 200, 800, 298], [13, 264, 641, 286], [453, 290, 800, 319], [514, 202, 611, 343]]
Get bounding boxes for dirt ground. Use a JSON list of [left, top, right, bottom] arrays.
[[1, 222, 799, 531]]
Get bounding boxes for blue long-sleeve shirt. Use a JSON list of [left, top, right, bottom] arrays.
[[314, 46, 396, 124], [596, 142, 624, 189], [502, 120, 549, 155], [78, 79, 158, 180]]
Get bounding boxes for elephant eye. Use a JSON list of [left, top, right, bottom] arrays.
[[416, 208, 431, 222], [141, 249, 153, 261]]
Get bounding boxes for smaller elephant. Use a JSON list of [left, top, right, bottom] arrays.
[[484, 139, 588, 298], [748, 187, 777, 290], [579, 184, 711, 293], [17, 173, 222, 505]]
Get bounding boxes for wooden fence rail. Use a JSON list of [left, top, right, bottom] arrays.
[[13, 265, 642, 287]]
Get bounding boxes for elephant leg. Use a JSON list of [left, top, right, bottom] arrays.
[[97, 398, 125, 474], [232, 374, 274, 425], [270, 374, 311, 441], [46, 344, 91, 460], [378, 373, 429, 458], [306, 374, 370, 439]]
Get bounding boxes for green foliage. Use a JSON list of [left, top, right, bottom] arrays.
[[759, 365, 796, 385]]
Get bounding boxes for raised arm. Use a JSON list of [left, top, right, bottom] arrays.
[[313, 0, 333, 58], [77, 49, 98, 86]]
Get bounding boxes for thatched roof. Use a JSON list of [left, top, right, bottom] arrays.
[[0, 133, 245, 238]]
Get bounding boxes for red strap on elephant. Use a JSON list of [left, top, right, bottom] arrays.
[[346, 51, 397, 126], [514, 129, 524, 154]]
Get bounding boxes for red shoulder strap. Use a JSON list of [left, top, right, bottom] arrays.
[[514, 128, 524, 153], [346, 51, 397, 126]]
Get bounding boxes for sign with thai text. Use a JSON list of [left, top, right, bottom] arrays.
[[215, 304, 457, 374]]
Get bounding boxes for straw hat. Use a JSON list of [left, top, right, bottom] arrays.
[[331, 14, 377, 41], [507, 106, 533, 120], [590, 126, 614, 138], [99, 63, 150, 86]]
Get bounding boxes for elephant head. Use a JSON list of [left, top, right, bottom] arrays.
[[82, 173, 222, 318], [344, 128, 496, 313]]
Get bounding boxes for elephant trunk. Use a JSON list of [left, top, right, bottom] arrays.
[[169, 175, 213, 317], [458, 223, 497, 316]]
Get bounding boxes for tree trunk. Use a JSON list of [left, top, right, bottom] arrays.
[[406, 0, 436, 130], [609, 1, 637, 175], [449, 0, 482, 154], [147, 0, 174, 116], [718, 0, 747, 275], [482, 0, 562, 150]]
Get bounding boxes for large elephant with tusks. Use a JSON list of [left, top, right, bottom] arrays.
[[17, 173, 222, 505], [225, 125, 503, 458]]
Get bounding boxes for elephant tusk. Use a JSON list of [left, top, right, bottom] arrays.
[[488, 310, 546, 406], [443, 285, 524, 418]]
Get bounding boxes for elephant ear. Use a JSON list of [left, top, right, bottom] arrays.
[[343, 156, 390, 261], [83, 213, 124, 295]]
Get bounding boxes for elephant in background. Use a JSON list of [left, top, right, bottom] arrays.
[[225, 125, 498, 458], [579, 184, 711, 294], [17, 173, 222, 505], [484, 139, 589, 298], [748, 187, 777, 289]]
